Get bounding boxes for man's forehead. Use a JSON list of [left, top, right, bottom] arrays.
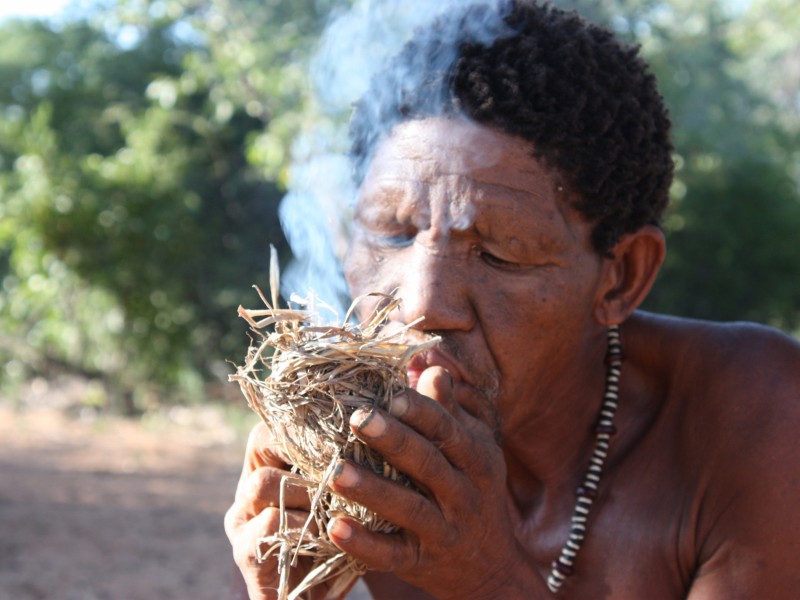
[[376, 119, 505, 171], [356, 118, 591, 249], [364, 117, 556, 197]]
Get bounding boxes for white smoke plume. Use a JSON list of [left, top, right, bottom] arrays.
[[277, 0, 467, 321]]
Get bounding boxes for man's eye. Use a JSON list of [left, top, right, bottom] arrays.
[[476, 247, 522, 270], [354, 220, 415, 249], [379, 233, 414, 248], [363, 229, 414, 248]]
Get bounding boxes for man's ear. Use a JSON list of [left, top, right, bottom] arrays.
[[593, 225, 666, 326]]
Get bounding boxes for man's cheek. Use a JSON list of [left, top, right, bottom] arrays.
[[346, 247, 395, 294], [343, 246, 371, 294]]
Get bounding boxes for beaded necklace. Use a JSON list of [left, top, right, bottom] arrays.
[[546, 325, 622, 594]]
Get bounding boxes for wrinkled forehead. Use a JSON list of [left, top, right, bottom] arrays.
[[371, 118, 509, 177], [357, 117, 572, 232]]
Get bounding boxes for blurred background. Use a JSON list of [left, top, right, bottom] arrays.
[[0, 0, 798, 598]]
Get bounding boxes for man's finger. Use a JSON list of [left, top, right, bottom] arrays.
[[368, 389, 486, 478], [327, 516, 420, 574], [328, 460, 443, 537], [228, 505, 317, 569], [416, 367, 499, 439], [236, 466, 312, 516], [243, 422, 291, 471], [351, 404, 466, 494], [416, 366, 457, 412]]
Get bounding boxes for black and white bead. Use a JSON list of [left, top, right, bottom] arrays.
[[546, 325, 622, 594]]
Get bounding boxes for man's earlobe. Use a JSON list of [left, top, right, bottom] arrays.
[[594, 226, 666, 326]]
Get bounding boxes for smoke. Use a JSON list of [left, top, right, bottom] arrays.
[[310, 2, 457, 112], [277, 0, 506, 322]]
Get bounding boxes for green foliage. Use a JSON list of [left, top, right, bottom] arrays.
[[652, 155, 800, 327], [632, 0, 800, 327], [0, 13, 290, 411], [1, 0, 798, 412], [557, 0, 800, 329]]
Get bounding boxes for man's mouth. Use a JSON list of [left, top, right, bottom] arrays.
[[405, 348, 464, 390]]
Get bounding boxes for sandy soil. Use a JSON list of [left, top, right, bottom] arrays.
[[0, 398, 248, 600], [0, 387, 371, 600]]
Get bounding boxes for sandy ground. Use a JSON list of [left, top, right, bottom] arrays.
[[0, 382, 372, 600], [0, 399, 247, 600]]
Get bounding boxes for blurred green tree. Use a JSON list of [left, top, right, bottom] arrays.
[[559, 0, 800, 329], [1, 0, 797, 413], [0, 10, 299, 411], [637, 0, 800, 329]]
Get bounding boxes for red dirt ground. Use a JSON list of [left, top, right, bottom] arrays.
[[0, 398, 247, 600], [0, 377, 372, 600]]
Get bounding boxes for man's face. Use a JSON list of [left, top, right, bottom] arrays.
[[345, 117, 608, 437]]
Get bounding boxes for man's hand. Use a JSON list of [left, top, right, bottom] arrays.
[[224, 424, 327, 600], [325, 366, 543, 599]]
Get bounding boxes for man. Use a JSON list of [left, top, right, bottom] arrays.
[[225, 1, 800, 598]]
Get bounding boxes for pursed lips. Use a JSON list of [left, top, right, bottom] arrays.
[[405, 347, 466, 390]]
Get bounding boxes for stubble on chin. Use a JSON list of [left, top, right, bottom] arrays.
[[434, 334, 504, 445]]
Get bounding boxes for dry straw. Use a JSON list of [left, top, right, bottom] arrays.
[[230, 255, 438, 600]]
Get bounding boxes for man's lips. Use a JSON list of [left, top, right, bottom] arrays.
[[406, 348, 464, 389]]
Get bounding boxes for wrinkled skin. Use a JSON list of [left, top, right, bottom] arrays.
[[226, 118, 800, 599], [223, 423, 328, 600]]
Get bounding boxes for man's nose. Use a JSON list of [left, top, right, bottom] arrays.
[[396, 241, 475, 333]]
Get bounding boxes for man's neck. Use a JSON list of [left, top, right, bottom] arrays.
[[499, 314, 665, 519], [501, 342, 608, 517]]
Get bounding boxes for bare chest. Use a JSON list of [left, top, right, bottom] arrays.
[[523, 437, 700, 599]]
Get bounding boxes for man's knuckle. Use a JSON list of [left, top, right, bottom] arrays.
[[251, 466, 276, 495], [231, 542, 251, 569], [262, 506, 281, 531], [431, 413, 460, 449], [462, 442, 497, 480], [385, 427, 415, 458], [231, 530, 257, 568], [440, 524, 460, 548], [416, 446, 446, 483], [223, 504, 240, 539], [387, 534, 417, 572], [407, 494, 438, 534], [246, 422, 268, 448]]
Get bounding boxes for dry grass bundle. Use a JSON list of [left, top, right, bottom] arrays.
[[229, 260, 438, 600]]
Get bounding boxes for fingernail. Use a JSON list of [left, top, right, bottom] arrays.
[[328, 517, 352, 542], [388, 393, 408, 417], [354, 409, 386, 438], [332, 461, 359, 488]]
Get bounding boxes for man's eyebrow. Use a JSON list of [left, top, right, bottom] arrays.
[[362, 176, 427, 197], [472, 191, 574, 246], [477, 217, 569, 255]]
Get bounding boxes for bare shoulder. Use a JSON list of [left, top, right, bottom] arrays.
[[630, 310, 800, 471], [674, 314, 800, 452], [633, 313, 800, 597], [633, 311, 800, 409]]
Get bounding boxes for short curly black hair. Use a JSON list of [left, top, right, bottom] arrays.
[[349, 0, 674, 255]]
